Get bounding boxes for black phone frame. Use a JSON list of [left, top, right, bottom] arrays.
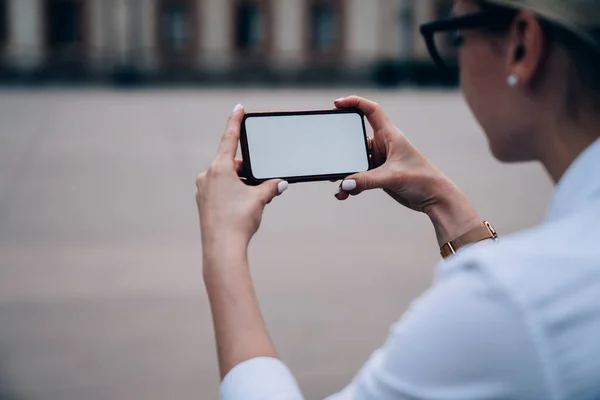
[[240, 108, 371, 185]]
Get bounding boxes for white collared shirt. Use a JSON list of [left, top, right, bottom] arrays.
[[221, 139, 600, 400]]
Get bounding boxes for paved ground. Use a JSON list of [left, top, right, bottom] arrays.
[[0, 89, 553, 399]]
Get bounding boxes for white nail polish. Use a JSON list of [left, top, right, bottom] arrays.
[[233, 104, 243, 112], [278, 181, 289, 194], [334, 98, 345, 103], [341, 180, 357, 191], [335, 187, 341, 195]]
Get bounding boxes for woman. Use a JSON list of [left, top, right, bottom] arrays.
[[196, 0, 600, 398]]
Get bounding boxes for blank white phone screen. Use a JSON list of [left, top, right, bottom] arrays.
[[244, 113, 369, 180]]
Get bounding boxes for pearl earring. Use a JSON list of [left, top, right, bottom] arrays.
[[507, 74, 519, 87]]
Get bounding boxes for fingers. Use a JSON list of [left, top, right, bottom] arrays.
[[334, 184, 350, 201], [334, 168, 389, 201], [257, 180, 289, 204], [334, 96, 392, 133], [234, 159, 246, 177], [217, 104, 244, 160], [195, 172, 206, 194]]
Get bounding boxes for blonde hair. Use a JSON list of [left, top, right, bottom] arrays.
[[485, 0, 600, 50], [480, 0, 600, 111]]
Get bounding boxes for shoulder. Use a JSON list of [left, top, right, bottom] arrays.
[[366, 258, 551, 399], [431, 213, 600, 399]]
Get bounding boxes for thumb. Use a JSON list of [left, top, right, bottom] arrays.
[[257, 180, 289, 204], [335, 167, 388, 200]]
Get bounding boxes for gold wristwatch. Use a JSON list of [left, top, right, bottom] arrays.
[[440, 221, 498, 259]]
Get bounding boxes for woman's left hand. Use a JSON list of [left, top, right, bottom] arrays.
[[195, 104, 288, 262]]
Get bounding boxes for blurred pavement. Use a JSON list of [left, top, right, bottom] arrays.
[[0, 89, 553, 399]]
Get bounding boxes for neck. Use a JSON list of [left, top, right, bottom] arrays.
[[536, 114, 600, 184]]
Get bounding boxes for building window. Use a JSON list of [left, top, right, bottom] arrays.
[[46, 0, 84, 53], [234, 1, 269, 55], [162, 2, 190, 52], [306, 0, 343, 58], [157, 0, 197, 65], [311, 4, 336, 52], [0, 0, 7, 51]]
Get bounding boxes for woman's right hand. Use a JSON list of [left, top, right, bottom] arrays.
[[334, 96, 483, 247]]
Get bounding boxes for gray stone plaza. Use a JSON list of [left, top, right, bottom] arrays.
[[0, 89, 553, 399]]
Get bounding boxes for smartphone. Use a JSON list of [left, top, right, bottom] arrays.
[[240, 109, 370, 184]]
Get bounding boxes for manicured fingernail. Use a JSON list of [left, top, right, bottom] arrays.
[[278, 181, 289, 194], [335, 187, 341, 196], [341, 179, 357, 191], [233, 104, 243, 112], [334, 98, 345, 103]]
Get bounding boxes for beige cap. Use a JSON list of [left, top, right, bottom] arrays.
[[485, 0, 600, 49]]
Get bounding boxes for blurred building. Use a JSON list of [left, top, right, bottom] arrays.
[[0, 0, 453, 84]]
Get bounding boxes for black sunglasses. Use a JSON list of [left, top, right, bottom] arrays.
[[420, 11, 517, 71]]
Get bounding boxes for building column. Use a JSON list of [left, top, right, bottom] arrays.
[[116, 0, 155, 70], [413, 0, 437, 60], [202, 0, 231, 69], [346, 0, 380, 66], [6, 0, 44, 70], [88, 0, 106, 71], [271, 0, 303, 69], [396, 0, 415, 61], [137, 0, 156, 70], [377, 0, 401, 60], [90, 0, 147, 71], [111, 0, 131, 65]]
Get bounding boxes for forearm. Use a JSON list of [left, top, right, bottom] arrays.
[[424, 180, 483, 247], [203, 243, 278, 379]]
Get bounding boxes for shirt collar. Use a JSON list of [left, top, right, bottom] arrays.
[[546, 138, 600, 222]]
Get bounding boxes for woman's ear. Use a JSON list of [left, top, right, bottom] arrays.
[[508, 10, 546, 86]]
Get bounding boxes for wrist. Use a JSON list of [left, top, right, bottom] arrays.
[[424, 181, 482, 247], [202, 245, 249, 290], [202, 234, 249, 269]]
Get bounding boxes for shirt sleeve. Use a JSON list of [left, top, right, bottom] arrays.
[[222, 258, 549, 400], [220, 357, 304, 400], [328, 260, 549, 399]]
